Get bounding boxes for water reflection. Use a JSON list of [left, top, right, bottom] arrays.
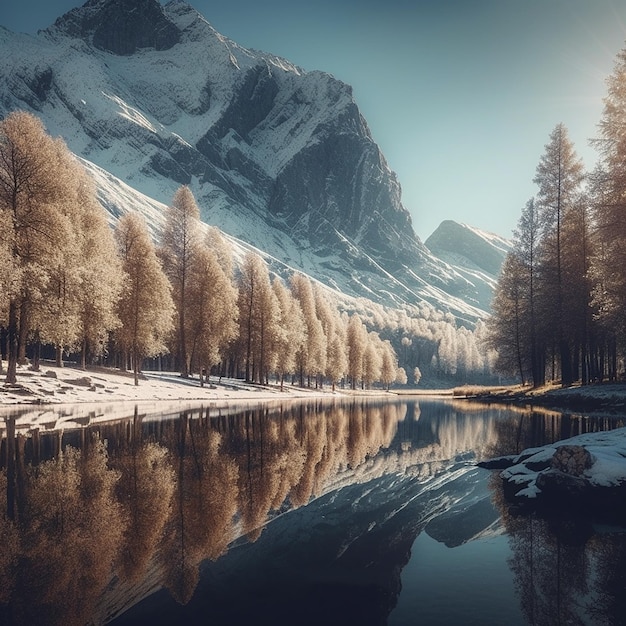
[[493, 478, 626, 626], [0, 399, 623, 625]]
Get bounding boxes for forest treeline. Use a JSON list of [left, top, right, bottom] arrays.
[[0, 110, 498, 389], [488, 46, 626, 388]]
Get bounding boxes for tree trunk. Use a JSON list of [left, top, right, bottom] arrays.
[[18, 298, 28, 365], [5, 417, 15, 520], [5, 300, 18, 384], [559, 340, 573, 387], [81, 336, 88, 370], [32, 336, 41, 372]]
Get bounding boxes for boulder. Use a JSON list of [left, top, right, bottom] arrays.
[[551, 445, 593, 476]]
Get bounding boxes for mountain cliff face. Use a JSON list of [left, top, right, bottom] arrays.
[[0, 0, 500, 321]]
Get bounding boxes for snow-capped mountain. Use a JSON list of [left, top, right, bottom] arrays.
[[0, 0, 506, 322], [425, 220, 513, 311]]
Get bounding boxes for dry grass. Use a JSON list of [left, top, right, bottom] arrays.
[[451, 384, 527, 398]]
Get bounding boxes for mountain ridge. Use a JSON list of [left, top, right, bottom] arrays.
[[0, 0, 506, 322]]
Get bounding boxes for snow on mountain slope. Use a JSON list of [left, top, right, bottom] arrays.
[[425, 220, 513, 310], [0, 0, 502, 323]]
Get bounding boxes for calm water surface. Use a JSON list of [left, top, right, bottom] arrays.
[[0, 397, 624, 625]]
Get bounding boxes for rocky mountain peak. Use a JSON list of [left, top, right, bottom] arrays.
[[46, 0, 180, 55], [425, 220, 511, 277]]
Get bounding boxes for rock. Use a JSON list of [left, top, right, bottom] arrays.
[[477, 455, 517, 470], [68, 377, 92, 387], [51, 0, 180, 56], [535, 469, 591, 499], [551, 445, 593, 476], [525, 459, 553, 472], [44, 370, 57, 379]]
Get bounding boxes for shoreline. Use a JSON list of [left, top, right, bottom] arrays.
[[0, 362, 410, 432], [453, 382, 626, 415]]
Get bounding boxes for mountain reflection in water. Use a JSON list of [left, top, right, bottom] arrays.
[[0, 398, 624, 625]]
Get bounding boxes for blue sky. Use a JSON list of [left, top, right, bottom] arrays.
[[3, 0, 626, 241]]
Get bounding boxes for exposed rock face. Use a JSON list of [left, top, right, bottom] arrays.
[[49, 0, 180, 55]]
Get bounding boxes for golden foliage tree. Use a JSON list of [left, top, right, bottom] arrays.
[[0, 111, 80, 382], [115, 213, 175, 385], [160, 186, 202, 378]]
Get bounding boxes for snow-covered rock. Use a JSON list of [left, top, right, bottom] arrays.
[[482, 428, 626, 520]]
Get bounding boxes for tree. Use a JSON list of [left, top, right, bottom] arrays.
[[0, 111, 79, 383], [270, 278, 306, 389], [559, 192, 594, 383], [590, 47, 626, 372], [31, 162, 122, 369], [380, 340, 399, 390], [487, 252, 529, 384], [159, 186, 202, 378], [533, 123, 584, 386], [237, 252, 278, 383], [514, 198, 544, 386], [115, 213, 175, 385], [73, 173, 123, 369], [313, 285, 347, 390], [205, 226, 234, 278], [290, 274, 325, 387], [362, 332, 383, 389], [346, 314, 367, 389], [0, 210, 15, 372], [186, 241, 238, 385], [396, 367, 408, 386]]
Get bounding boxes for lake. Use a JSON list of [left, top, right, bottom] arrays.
[[0, 397, 625, 625]]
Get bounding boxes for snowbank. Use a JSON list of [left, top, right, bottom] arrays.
[[480, 427, 626, 520], [0, 363, 357, 433]]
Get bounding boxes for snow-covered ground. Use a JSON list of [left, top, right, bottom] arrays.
[[0, 362, 358, 434]]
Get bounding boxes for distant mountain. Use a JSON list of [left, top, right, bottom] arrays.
[[0, 0, 503, 322], [425, 220, 512, 311]]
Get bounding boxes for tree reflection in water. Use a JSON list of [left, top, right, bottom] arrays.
[[0, 399, 623, 625], [490, 449, 626, 626], [0, 399, 406, 625]]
